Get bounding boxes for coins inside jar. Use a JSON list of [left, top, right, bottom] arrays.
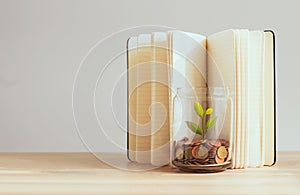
[[173, 138, 230, 166]]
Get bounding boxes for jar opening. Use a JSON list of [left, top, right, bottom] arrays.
[[176, 87, 227, 97]]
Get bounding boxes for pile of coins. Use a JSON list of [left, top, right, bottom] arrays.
[[173, 138, 230, 166]]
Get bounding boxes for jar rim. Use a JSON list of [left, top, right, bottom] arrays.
[[176, 87, 230, 97]]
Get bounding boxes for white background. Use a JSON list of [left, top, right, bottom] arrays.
[[0, 0, 298, 151]]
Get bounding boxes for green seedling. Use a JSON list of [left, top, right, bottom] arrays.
[[185, 102, 217, 140]]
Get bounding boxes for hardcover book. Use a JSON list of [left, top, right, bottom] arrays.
[[127, 29, 276, 169]]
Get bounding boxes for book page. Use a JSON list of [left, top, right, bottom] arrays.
[[206, 30, 237, 167], [232, 30, 251, 168], [135, 34, 152, 163], [170, 31, 207, 88], [127, 37, 138, 162], [150, 32, 171, 166], [235, 30, 241, 168], [207, 30, 236, 90], [170, 31, 207, 142], [247, 31, 265, 167], [263, 31, 275, 166], [239, 30, 250, 168]]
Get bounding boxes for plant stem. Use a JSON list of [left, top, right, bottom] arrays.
[[202, 113, 206, 140]]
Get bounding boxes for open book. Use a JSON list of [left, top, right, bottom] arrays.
[[127, 29, 276, 169]]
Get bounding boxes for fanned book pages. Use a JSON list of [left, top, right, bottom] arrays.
[[127, 29, 276, 168]]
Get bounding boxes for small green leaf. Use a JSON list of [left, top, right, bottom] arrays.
[[206, 117, 217, 130], [194, 102, 204, 117], [205, 108, 213, 115], [185, 121, 203, 135]]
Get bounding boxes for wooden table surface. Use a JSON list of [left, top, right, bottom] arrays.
[[0, 152, 299, 194]]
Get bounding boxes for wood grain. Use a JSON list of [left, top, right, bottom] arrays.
[[0, 152, 299, 194]]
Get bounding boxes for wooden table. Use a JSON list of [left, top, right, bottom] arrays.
[[0, 152, 299, 194]]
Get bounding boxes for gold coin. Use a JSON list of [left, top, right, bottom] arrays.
[[217, 146, 228, 159]]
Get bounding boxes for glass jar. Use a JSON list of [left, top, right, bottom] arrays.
[[171, 87, 233, 172]]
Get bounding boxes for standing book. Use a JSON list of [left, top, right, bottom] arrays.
[[127, 29, 276, 169]]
